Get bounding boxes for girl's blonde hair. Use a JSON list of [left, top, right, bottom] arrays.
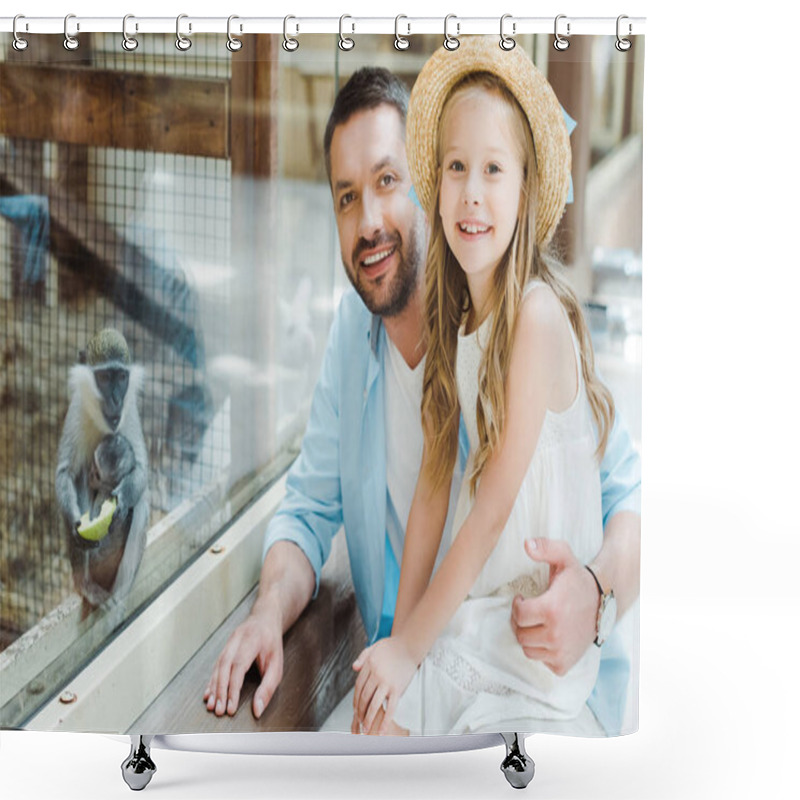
[[421, 72, 615, 496]]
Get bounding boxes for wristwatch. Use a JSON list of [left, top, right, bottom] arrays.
[[585, 565, 617, 647]]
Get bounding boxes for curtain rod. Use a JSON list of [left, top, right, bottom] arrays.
[[0, 15, 645, 37]]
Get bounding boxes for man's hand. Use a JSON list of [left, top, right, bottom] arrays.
[[510, 538, 599, 676], [203, 541, 315, 720], [204, 604, 284, 719]]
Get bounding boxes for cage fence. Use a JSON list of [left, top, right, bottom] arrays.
[[0, 33, 233, 651]]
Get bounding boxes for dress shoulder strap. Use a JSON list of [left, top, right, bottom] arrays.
[[522, 279, 546, 297], [522, 280, 583, 391]]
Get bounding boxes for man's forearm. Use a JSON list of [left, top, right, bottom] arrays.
[[589, 511, 641, 618], [252, 540, 316, 635]]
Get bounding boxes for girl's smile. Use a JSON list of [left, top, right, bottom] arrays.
[[456, 219, 493, 238], [438, 88, 525, 313]]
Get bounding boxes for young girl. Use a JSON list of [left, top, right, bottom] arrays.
[[352, 37, 615, 736]]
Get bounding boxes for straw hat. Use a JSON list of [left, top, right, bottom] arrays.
[[406, 36, 571, 248]]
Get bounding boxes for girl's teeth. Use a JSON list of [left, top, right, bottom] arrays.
[[363, 248, 393, 266], [460, 224, 488, 234]]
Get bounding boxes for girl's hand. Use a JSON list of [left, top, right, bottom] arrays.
[[352, 636, 417, 734]]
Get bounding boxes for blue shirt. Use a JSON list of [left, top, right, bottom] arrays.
[[264, 288, 641, 733]]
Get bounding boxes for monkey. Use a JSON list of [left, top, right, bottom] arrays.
[[55, 329, 149, 613]]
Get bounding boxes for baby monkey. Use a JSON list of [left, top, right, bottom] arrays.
[[88, 433, 136, 521], [76, 433, 138, 609]]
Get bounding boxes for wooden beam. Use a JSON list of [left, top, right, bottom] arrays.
[[547, 36, 594, 294], [0, 64, 229, 159], [230, 35, 279, 178], [0, 153, 202, 367], [228, 35, 280, 487], [1, 36, 94, 303], [622, 45, 637, 139]]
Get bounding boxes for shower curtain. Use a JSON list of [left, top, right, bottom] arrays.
[[0, 24, 642, 741]]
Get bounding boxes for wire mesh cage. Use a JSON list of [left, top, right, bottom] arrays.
[[0, 34, 234, 651]]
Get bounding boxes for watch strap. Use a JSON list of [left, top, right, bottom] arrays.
[[584, 564, 604, 598], [585, 565, 605, 646]]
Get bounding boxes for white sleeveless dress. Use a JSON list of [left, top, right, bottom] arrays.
[[394, 281, 604, 735]]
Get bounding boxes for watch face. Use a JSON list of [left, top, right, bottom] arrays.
[[598, 594, 618, 645]]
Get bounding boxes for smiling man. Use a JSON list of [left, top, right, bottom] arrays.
[[204, 67, 641, 736], [330, 109, 424, 321]]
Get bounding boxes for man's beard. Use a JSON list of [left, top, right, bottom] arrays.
[[347, 221, 423, 318]]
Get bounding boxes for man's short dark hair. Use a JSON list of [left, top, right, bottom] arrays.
[[323, 67, 410, 183]]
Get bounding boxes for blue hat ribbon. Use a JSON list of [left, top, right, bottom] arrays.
[[562, 106, 576, 204]]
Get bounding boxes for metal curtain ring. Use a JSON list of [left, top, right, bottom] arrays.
[[176, 13, 192, 51], [121, 14, 139, 51], [499, 14, 515, 51], [64, 13, 79, 50], [283, 16, 299, 51], [339, 15, 355, 51], [444, 14, 460, 51], [227, 15, 242, 52], [554, 14, 570, 51], [394, 15, 410, 51], [616, 15, 632, 51], [12, 15, 28, 51]]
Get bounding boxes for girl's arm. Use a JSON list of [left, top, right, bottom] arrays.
[[351, 449, 450, 733], [355, 287, 571, 732], [398, 288, 565, 665], [392, 445, 451, 632]]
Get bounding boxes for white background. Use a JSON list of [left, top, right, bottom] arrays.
[[3, 1, 799, 798]]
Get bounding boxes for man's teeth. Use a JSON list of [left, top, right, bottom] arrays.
[[362, 248, 394, 266], [459, 223, 489, 234]]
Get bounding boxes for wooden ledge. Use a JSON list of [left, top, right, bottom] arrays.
[[131, 533, 365, 733]]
